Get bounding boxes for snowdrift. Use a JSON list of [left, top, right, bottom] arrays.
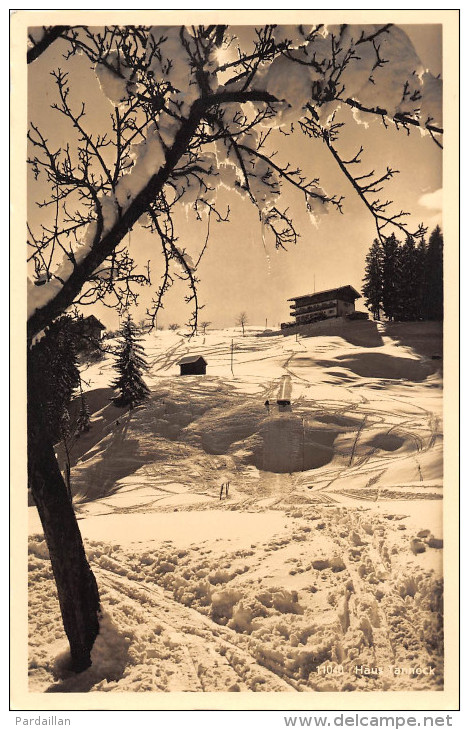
[[28, 323, 444, 693]]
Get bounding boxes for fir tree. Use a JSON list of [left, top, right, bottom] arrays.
[[381, 234, 401, 321], [415, 237, 428, 319], [362, 239, 383, 320], [29, 315, 81, 443], [362, 229, 442, 322], [398, 236, 421, 321], [423, 225, 444, 320], [59, 408, 73, 501], [59, 408, 71, 441], [111, 316, 150, 408], [76, 385, 91, 434]]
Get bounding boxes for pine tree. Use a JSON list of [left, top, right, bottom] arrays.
[[423, 225, 444, 320], [76, 385, 91, 434], [59, 408, 73, 501], [59, 408, 71, 440], [415, 237, 427, 319], [29, 315, 81, 443], [398, 236, 421, 321], [111, 316, 150, 408], [362, 239, 383, 320], [381, 234, 401, 321]]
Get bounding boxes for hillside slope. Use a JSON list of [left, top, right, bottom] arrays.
[[28, 323, 444, 694]]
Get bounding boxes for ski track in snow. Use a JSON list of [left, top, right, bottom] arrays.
[[28, 324, 444, 693]]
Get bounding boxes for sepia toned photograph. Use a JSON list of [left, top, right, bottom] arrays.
[[11, 9, 459, 710]]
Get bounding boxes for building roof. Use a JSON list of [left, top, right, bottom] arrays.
[[178, 355, 207, 365], [288, 285, 361, 304], [83, 314, 106, 329]]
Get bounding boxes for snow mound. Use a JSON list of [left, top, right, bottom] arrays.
[[28, 326, 444, 693]]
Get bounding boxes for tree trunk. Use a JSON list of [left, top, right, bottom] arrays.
[[28, 368, 100, 672]]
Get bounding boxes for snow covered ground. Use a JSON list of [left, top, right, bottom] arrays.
[[28, 322, 444, 693]]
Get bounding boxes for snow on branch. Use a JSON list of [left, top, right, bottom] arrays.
[[27, 23, 442, 338], [27, 26, 69, 64]]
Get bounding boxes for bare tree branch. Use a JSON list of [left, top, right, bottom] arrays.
[[27, 26, 69, 64]]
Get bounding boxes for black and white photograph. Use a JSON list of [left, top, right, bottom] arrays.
[[11, 9, 459, 711]]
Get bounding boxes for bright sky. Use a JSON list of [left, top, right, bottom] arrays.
[[27, 23, 442, 330]]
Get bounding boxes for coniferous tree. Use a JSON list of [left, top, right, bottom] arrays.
[[111, 316, 150, 408], [423, 225, 444, 320], [29, 315, 81, 443], [398, 236, 421, 321], [59, 408, 73, 501], [29, 317, 81, 505], [76, 385, 91, 434], [362, 239, 383, 320], [381, 234, 401, 321], [60, 408, 71, 441], [415, 237, 428, 319], [362, 228, 442, 322]]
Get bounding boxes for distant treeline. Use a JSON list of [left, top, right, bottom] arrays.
[[362, 226, 443, 322]]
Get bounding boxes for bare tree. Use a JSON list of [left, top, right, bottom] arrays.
[[236, 311, 248, 336], [168, 323, 179, 331], [200, 321, 211, 335], [25, 23, 442, 669]]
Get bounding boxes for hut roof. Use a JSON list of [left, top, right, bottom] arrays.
[[178, 355, 207, 365]]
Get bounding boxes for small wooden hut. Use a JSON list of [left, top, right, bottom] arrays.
[[178, 355, 207, 376]]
